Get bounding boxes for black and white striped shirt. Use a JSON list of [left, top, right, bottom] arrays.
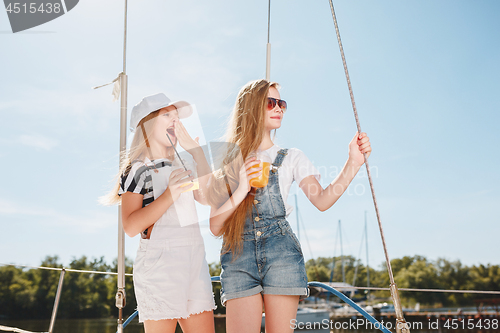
[[118, 158, 173, 237]]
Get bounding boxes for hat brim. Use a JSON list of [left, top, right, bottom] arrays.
[[130, 100, 194, 132], [169, 100, 193, 119]]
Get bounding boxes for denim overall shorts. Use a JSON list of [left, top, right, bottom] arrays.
[[219, 148, 309, 305]]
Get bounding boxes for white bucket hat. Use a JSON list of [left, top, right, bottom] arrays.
[[130, 93, 193, 132]]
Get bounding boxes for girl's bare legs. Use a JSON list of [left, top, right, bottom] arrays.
[[143, 319, 177, 333], [179, 310, 215, 333], [143, 310, 214, 333], [226, 294, 263, 333], [263, 295, 299, 333]]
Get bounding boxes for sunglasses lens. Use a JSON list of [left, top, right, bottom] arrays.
[[267, 98, 277, 110], [267, 97, 287, 112], [279, 100, 287, 112]]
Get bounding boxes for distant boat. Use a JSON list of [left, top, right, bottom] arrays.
[[364, 302, 416, 314]]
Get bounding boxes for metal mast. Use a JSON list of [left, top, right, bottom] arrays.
[[116, 1, 129, 332], [365, 211, 370, 293], [339, 220, 345, 284], [295, 194, 300, 240], [265, 0, 271, 80]]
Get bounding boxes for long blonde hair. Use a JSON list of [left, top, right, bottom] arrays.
[[100, 110, 175, 206], [208, 79, 279, 255]]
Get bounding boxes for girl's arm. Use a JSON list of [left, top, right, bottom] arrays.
[[209, 157, 261, 236], [299, 132, 371, 212], [121, 168, 193, 237], [209, 187, 249, 236]]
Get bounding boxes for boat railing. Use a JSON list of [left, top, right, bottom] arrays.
[[1, 263, 499, 333]]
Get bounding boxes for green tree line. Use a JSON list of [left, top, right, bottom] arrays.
[[1, 255, 498, 319], [0, 256, 136, 320]]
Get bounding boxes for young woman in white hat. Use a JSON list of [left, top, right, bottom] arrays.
[[102, 93, 216, 333], [207, 79, 371, 333]]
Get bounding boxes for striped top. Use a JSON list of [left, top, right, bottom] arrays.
[[118, 158, 173, 237]]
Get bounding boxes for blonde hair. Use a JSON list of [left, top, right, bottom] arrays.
[[99, 110, 175, 206], [208, 79, 279, 255]]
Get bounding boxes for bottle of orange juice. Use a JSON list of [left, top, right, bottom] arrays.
[[249, 150, 272, 188]]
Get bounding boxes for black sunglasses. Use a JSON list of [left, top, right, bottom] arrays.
[[267, 97, 287, 112]]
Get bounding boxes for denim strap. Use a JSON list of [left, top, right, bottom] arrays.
[[277, 219, 288, 235], [271, 148, 288, 171]]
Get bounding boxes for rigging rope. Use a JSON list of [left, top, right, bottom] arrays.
[[327, 1, 410, 332], [335, 286, 500, 295], [0, 263, 133, 277], [351, 224, 366, 296]]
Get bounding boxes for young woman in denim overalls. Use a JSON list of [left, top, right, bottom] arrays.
[[208, 80, 371, 333]]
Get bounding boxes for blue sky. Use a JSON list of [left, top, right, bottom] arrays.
[[1, 0, 499, 273]]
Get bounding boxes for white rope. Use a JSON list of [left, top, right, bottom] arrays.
[[0, 263, 133, 277], [0, 325, 47, 333]]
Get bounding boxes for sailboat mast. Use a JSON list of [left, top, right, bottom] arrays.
[[265, 0, 271, 80], [116, 1, 128, 332], [295, 194, 300, 240], [329, 221, 340, 283], [339, 219, 345, 284], [365, 211, 370, 291]]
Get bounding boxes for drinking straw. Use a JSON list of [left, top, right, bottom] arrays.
[[165, 129, 194, 184]]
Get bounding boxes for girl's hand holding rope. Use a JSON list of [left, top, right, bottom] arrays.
[[348, 132, 371, 167]]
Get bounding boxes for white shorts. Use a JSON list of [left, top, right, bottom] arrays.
[[133, 238, 216, 322]]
